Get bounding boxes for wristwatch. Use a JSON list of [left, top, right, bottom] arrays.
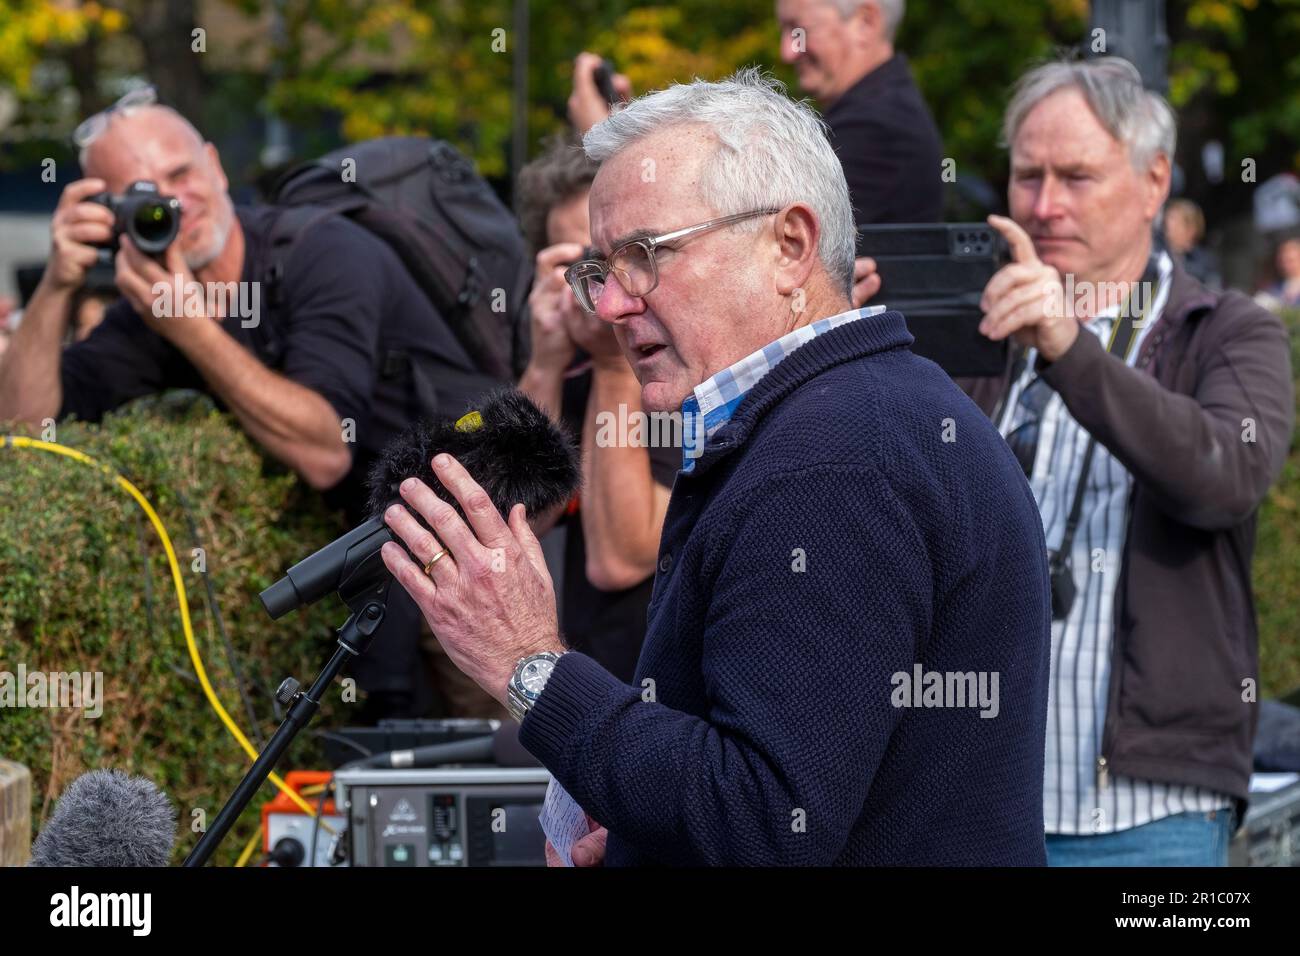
[[506, 651, 562, 722]]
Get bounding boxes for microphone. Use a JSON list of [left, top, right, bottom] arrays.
[[344, 722, 542, 769], [29, 769, 176, 867], [260, 388, 579, 618], [348, 735, 495, 769]]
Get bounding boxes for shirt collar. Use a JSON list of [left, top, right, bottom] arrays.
[[1093, 251, 1173, 324], [679, 305, 886, 472]]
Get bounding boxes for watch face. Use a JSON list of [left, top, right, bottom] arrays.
[[519, 657, 555, 698]]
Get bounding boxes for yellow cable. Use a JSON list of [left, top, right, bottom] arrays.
[[2, 436, 321, 820], [234, 827, 262, 867]]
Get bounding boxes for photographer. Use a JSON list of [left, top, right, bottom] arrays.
[[0, 93, 476, 721], [516, 135, 675, 682], [978, 58, 1294, 865]]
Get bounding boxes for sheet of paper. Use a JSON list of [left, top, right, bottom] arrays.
[[539, 777, 590, 866], [1249, 772, 1300, 793]]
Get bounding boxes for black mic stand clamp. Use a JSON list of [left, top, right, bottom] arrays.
[[184, 581, 390, 867]]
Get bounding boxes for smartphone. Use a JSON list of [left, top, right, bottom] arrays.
[[856, 223, 1010, 378], [593, 59, 619, 106]]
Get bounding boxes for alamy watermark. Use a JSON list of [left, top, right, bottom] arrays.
[[1052, 276, 1160, 327], [50, 886, 150, 936], [151, 277, 260, 327], [594, 403, 705, 460], [0, 663, 103, 718], [890, 665, 999, 718]]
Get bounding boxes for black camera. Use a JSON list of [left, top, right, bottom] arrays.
[[86, 180, 181, 265], [1047, 548, 1076, 621]]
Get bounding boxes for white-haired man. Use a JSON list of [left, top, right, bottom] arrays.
[[978, 57, 1294, 865], [379, 70, 1052, 866], [776, 0, 944, 225]]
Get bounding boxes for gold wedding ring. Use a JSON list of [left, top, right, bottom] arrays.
[[423, 549, 448, 577]]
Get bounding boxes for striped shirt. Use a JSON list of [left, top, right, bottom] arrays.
[[998, 252, 1232, 835], [680, 305, 885, 472]]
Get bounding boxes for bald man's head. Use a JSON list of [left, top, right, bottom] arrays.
[[81, 105, 235, 271]]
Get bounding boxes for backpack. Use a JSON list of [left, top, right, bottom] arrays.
[[264, 136, 531, 419]]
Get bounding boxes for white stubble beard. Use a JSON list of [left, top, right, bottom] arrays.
[[183, 197, 234, 271]]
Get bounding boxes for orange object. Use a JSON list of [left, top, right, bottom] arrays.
[[260, 771, 337, 854]]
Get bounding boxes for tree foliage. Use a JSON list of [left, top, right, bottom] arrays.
[[1, 1, 1295, 192]]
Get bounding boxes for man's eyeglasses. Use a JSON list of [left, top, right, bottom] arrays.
[[564, 208, 780, 314], [73, 85, 158, 149]]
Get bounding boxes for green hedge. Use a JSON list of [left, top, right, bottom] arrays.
[[1, 312, 1298, 863], [1253, 309, 1300, 700], [0, 396, 349, 865]]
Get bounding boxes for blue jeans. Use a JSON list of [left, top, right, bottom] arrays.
[[1045, 809, 1236, 867]]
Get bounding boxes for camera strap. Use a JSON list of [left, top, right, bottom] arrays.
[[1056, 264, 1159, 560]]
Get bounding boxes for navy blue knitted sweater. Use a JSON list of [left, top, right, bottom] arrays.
[[520, 311, 1051, 865]]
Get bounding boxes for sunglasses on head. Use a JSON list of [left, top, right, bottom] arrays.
[[73, 85, 158, 149]]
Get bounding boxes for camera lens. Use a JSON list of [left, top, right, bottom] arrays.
[[132, 202, 171, 244], [125, 195, 180, 254]]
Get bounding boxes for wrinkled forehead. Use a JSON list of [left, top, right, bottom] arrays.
[[1010, 89, 1127, 169], [588, 126, 719, 254], [84, 107, 205, 189]]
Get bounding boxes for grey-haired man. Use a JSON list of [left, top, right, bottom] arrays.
[[978, 57, 1294, 865], [379, 70, 1051, 866], [775, 0, 944, 227]]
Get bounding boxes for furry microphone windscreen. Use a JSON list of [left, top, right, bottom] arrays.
[[366, 388, 579, 521], [29, 769, 177, 867]]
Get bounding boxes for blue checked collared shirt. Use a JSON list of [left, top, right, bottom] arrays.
[[679, 305, 887, 472]]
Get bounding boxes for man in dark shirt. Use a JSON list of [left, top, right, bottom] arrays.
[[0, 103, 475, 718], [55, 203, 479, 519], [777, 0, 945, 225]]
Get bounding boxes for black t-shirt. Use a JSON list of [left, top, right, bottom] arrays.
[[58, 204, 476, 519], [559, 369, 679, 683], [823, 54, 946, 226]]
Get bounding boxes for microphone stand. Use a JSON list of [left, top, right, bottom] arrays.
[[184, 581, 390, 867]]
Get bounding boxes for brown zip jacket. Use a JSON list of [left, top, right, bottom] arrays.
[[962, 260, 1294, 800]]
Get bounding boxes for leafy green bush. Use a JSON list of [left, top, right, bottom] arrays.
[[1253, 308, 1300, 700], [0, 396, 351, 865]]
